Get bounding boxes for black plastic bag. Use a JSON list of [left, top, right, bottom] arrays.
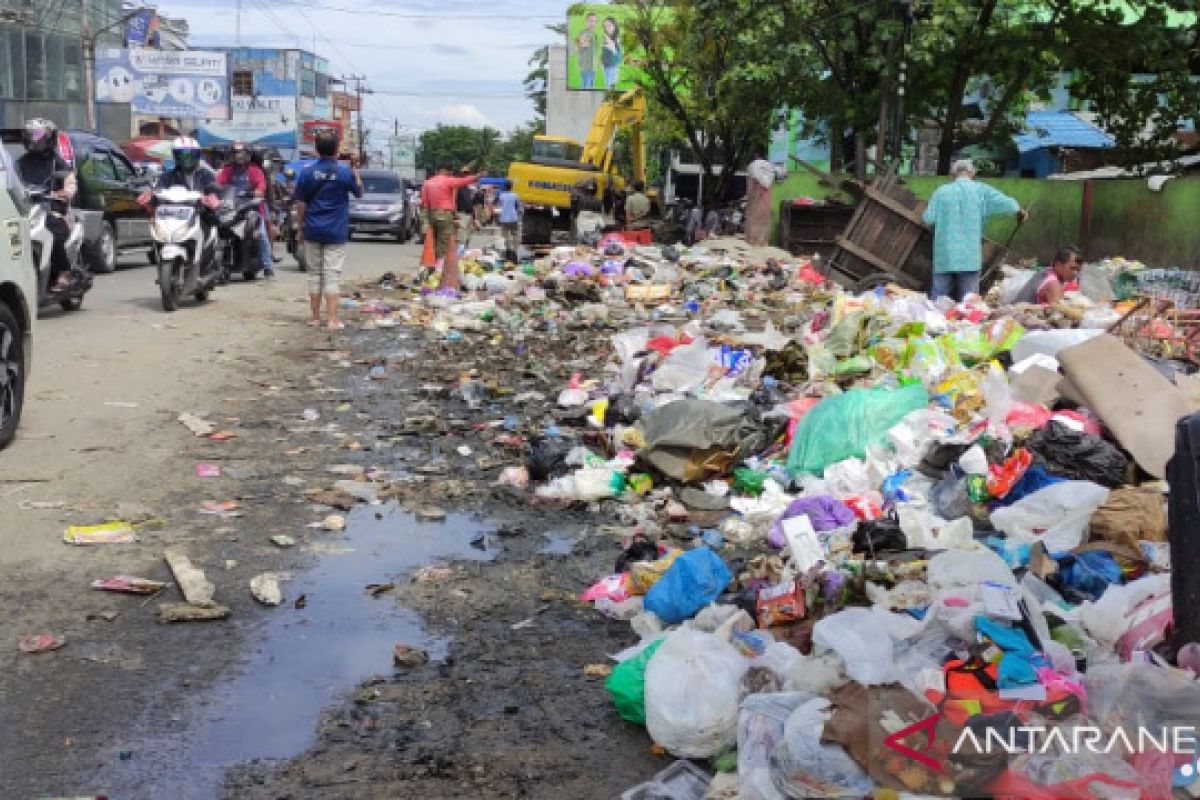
[[852, 515, 907, 554], [527, 436, 571, 482], [1028, 421, 1127, 487]]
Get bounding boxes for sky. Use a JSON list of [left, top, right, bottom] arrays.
[[155, 0, 569, 140]]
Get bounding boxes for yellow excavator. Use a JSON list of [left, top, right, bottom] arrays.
[[507, 88, 647, 243]]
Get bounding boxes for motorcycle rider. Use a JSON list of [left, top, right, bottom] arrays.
[[16, 118, 76, 290], [139, 136, 221, 237], [216, 141, 273, 277]]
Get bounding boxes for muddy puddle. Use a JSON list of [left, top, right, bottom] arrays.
[[106, 505, 495, 800]]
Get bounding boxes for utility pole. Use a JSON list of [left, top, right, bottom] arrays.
[[236, 0, 242, 46], [890, 0, 915, 163], [342, 74, 370, 164], [81, 0, 94, 132]]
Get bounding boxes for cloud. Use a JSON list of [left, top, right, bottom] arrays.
[[431, 43, 470, 57], [435, 103, 491, 126]]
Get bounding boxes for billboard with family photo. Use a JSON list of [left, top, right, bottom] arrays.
[[566, 4, 647, 92], [95, 47, 229, 119]]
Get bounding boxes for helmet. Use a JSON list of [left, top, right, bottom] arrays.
[[231, 141, 249, 166], [283, 167, 296, 179], [22, 118, 59, 155], [171, 136, 201, 174]]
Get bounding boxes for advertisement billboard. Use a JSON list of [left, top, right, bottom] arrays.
[[302, 119, 343, 144], [125, 10, 159, 48], [197, 96, 298, 149], [566, 4, 647, 92], [95, 47, 229, 118]]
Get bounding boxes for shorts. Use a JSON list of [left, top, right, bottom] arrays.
[[305, 241, 345, 294], [429, 210, 456, 259], [457, 212, 473, 246]]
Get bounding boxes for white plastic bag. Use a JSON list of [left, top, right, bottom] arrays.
[[812, 608, 894, 685], [885, 408, 957, 469], [652, 337, 713, 392], [644, 628, 749, 758], [927, 548, 1018, 593], [990, 481, 1109, 552], [1011, 329, 1105, 362], [898, 506, 975, 550], [769, 698, 876, 798], [1079, 573, 1172, 645]]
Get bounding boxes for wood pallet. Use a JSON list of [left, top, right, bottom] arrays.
[[826, 166, 930, 292]]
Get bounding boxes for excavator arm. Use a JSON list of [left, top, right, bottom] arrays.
[[580, 88, 647, 183]]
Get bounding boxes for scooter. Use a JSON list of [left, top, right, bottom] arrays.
[[282, 195, 306, 272], [151, 185, 220, 312], [216, 186, 266, 282], [27, 189, 90, 312]]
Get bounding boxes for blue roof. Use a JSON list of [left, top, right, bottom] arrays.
[[1013, 111, 1114, 153]]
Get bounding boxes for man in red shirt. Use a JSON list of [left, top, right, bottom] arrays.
[[216, 141, 273, 277], [421, 163, 480, 289]]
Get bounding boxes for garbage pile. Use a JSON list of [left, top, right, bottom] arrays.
[[344, 233, 1200, 800]]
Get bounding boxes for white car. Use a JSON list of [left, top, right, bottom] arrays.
[[0, 144, 34, 449]]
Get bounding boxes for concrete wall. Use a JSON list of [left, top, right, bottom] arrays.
[[772, 173, 1200, 268], [546, 44, 605, 145]]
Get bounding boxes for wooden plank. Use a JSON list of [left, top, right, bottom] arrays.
[[834, 236, 907, 275]]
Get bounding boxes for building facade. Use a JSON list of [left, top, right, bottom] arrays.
[[198, 47, 335, 157], [0, 0, 124, 130]]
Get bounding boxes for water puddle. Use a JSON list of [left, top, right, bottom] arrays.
[[108, 504, 494, 799], [538, 532, 578, 555]]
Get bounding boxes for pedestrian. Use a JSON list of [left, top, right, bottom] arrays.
[[472, 184, 487, 228], [455, 168, 476, 250], [420, 163, 481, 290], [496, 180, 523, 262], [294, 130, 363, 330], [625, 180, 651, 230], [1035, 245, 1082, 305], [922, 158, 1027, 302]]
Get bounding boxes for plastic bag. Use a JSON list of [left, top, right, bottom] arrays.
[[644, 547, 733, 624], [644, 628, 748, 757], [739, 692, 809, 800], [605, 638, 665, 725], [885, 408, 957, 469], [652, 337, 713, 392], [768, 698, 875, 799], [989, 481, 1109, 552], [1027, 421, 1128, 488], [786, 384, 928, 476], [927, 549, 1018, 593], [766, 496, 855, 548], [812, 608, 894, 685]]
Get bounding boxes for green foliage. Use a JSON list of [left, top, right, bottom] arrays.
[[627, 0, 780, 206], [417, 121, 545, 177]]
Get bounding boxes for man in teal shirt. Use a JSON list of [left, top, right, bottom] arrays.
[[922, 159, 1027, 301]]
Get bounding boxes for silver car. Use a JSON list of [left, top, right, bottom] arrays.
[[348, 169, 412, 243]]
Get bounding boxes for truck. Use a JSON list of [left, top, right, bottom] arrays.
[[507, 88, 647, 243]]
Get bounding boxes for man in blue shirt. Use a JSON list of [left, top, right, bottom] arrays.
[[295, 131, 362, 329], [496, 180, 523, 262], [922, 159, 1026, 302]]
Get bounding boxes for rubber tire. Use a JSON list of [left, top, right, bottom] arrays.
[[159, 260, 179, 312], [148, 247, 157, 265], [194, 288, 210, 303], [87, 222, 117, 274], [0, 302, 26, 450], [243, 270, 257, 282], [60, 296, 82, 312]]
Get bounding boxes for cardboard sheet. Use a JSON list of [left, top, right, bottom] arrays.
[[1057, 334, 1193, 479]]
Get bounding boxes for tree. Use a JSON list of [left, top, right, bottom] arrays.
[[492, 120, 545, 175], [1063, 0, 1200, 165], [627, 0, 779, 208], [416, 125, 499, 173]]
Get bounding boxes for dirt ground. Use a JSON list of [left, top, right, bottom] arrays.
[[0, 238, 667, 799]]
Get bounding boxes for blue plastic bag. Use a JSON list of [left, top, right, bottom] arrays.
[[1058, 550, 1122, 600], [644, 547, 732, 624]]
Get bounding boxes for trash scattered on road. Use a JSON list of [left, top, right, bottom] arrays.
[[177, 412, 216, 437], [270, 534, 297, 548], [194, 463, 221, 478], [415, 506, 446, 522], [199, 500, 241, 518], [163, 548, 216, 608], [157, 603, 230, 623], [250, 573, 283, 606], [18, 634, 65, 653], [63, 521, 136, 545], [90, 577, 167, 595], [392, 644, 429, 668]]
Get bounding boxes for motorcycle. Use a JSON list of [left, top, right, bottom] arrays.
[[216, 186, 266, 282], [27, 188, 90, 312], [150, 185, 220, 312], [282, 195, 306, 272]]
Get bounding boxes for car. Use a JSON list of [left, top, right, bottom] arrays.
[[349, 169, 412, 243], [0, 144, 35, 449], [2, 129, 156, 274]]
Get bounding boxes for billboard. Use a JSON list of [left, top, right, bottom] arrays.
[[95, 47, 229, 118], [567, 4, 646, 91], [302, 120, 343, 144], [125, 10, 159, 48], [197, 96, 298, 149]]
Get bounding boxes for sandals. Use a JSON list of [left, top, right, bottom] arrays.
[[326, 321, 345, 331], [307, 319, 322, 327]]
